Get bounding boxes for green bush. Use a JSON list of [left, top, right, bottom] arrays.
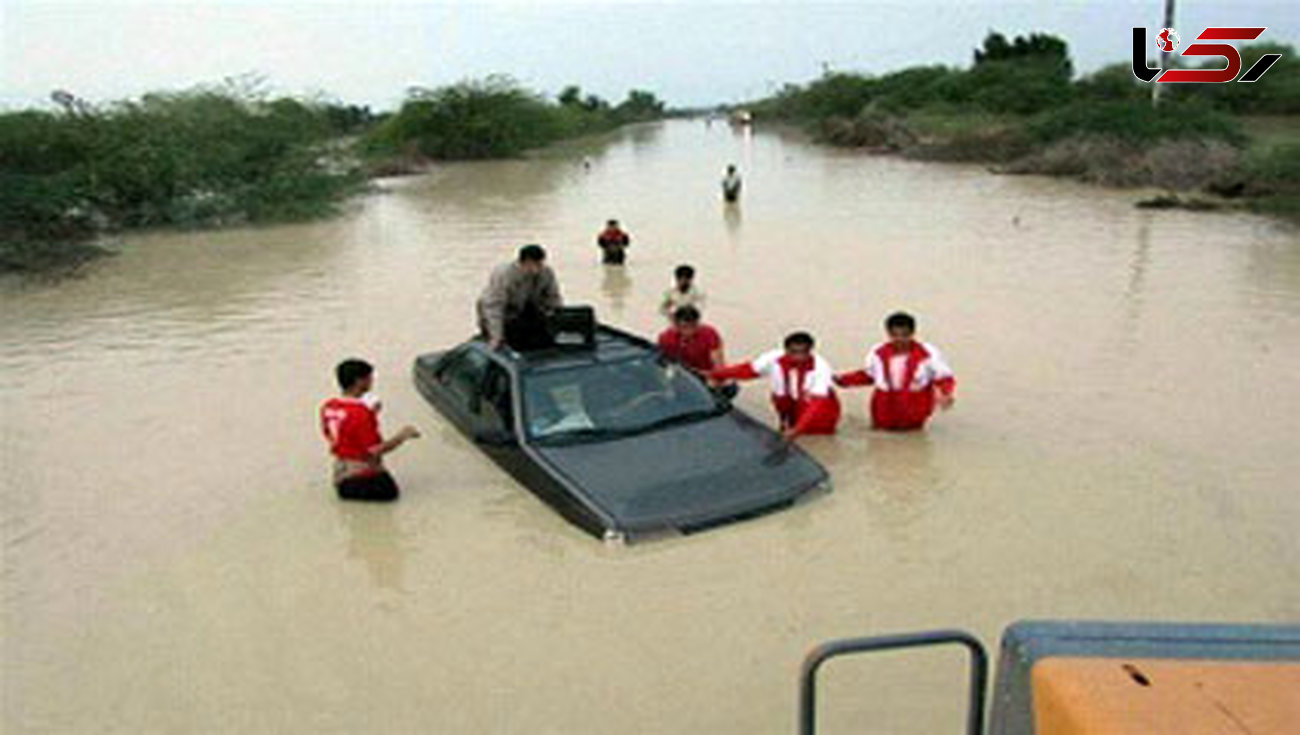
[[1242, 142, 1300, 188], [965, 61, 1075, 114], [753, 31, 1075, 123], [364, 78, 663, 162], [1076, 63, 1149, 104], [1240, 143, 1300, 218], [756, 73, 878, 122], [1028, 100, 1246, 147], [366, 77, 565, 160], [873, 66, 967, 113], [613, 90, 665, 123], [966, 32, 1074, 115], [0, 86, 362, 271]]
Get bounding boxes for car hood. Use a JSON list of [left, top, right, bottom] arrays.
[[530, 413, 828, 534]]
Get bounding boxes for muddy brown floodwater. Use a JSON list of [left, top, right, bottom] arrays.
[[3, 121, 1299, 733]]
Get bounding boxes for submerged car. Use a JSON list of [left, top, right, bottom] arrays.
[[412, 321, 829, 542]]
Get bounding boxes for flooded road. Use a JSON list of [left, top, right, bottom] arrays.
[[4, 120, 1299, 733]]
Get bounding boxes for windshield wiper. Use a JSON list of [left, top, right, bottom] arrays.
[[633, 405, 727, 434], [534, 426, 635, 445], [534, 406, 726, 445]]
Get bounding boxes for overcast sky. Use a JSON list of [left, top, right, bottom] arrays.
[[2, 1, 1296, 110]]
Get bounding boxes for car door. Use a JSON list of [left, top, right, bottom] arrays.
[[434, 346, 492, 434], [476, 360, 529, 462], [479, 361, 515, 435], [478, 360, 608, 536]]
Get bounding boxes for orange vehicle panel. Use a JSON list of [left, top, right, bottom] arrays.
[[1031, 657, 1300, 734]]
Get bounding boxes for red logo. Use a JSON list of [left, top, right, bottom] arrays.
[[1155, 28, 1180, 53], [1132, 27, 1282, 83]]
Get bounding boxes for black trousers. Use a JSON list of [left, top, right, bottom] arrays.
[[336, 471, 400, 502]]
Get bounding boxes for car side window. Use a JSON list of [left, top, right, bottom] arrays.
[[439, 349, 490, 411], [480, 364, 514, 432]]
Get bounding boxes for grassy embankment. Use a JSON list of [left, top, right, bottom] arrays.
[[0, 76, 665, 273], [748, 32, 1299, 219]]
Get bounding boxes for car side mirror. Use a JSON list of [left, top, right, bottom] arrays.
[[474, 428, 517, 447]]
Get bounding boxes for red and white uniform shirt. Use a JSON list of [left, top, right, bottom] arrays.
[[320, 395, 383, 471], [712, 350, 841, 435], [750, 349, 836, 402], [863, 341, 953, 393], [840, 341, 955, 430]]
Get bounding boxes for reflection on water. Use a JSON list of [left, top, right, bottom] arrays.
[[723, 200, 742, 238], [626, 121, 664, 153], [1127, 213, 1154, 304], [339, 503, 409, 595], [599, 264, 632, 316], [3, 120, 1299, 734]]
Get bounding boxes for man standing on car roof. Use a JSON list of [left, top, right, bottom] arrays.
[[477, 244, 564, 351], [708, 331, 840, 441]]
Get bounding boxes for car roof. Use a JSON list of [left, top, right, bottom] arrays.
[[476, 325, 659, 373]]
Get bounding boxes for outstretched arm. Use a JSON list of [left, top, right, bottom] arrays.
[[833, 370, 873, 388], [708, 362, 760, 382], [368, 426, 420, 458], [934, 376, 956, 409], [928, 346, 956, 409]]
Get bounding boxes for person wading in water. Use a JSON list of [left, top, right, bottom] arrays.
[[659, 264, 706, 320], [709, 331, 841, 441], [834, 311, 956, 431], [320, 359, 420, 501], [721, 164, 742, 203], [596, 219, 631, 265]]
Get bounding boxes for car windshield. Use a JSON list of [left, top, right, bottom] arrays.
[[523, 356, 723, 443]]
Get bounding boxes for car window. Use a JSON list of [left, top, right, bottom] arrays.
[[522, 356, 720, 442], [439, 348, 490, 409], [481, 363, 513, 431]]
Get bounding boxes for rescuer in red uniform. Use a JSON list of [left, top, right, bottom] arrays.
[[835, 312, 955, 431]]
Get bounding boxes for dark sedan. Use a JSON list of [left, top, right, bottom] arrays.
[[412, 324, 830, 542]]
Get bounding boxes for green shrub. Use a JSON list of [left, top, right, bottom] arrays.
[[1241, 142, 1300, 189], [873, 66, 967, 113], [965, 61, 1075, 114], [367, 77, 563, 160], [0, 86, 362, 271], [1028, 100, 1245, 147], [767, 73, 878, 121], [364, 77, 661, 163], [613, 90, 665, 123], [1076, 63, 1150, 104], [1239, 143, 1300, 218]]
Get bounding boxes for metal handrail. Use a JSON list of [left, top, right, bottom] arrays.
[[798, 629, 988, 735]]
